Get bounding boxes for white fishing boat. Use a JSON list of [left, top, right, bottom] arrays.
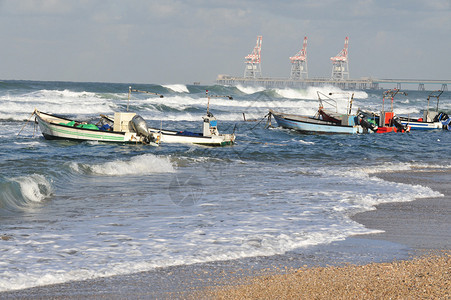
[[148, 112, 235, 146], [145, 90, 236, 146], [34, 110, 158, 145], [398, 90, 450, 130]]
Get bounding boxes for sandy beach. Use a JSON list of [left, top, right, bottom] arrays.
[[1, 169, 450, 299]]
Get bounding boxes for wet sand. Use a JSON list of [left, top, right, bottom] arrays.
[[352, 170, 451, 251], [1, 169, 450, 299], [196, 169, 450, 299]]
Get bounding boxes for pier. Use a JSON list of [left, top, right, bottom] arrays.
[[216, 75, 451, 91]]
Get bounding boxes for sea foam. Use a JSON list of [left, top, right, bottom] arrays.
[[274, 86, 368, 100], [236, 85, 266, 94], [162, 84, 189, 93], [70, 154, 175, 176]]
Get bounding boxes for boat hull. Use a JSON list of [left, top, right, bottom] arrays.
[[35, 111, 157, 145], [399, 120, 443, 130], [148, 128, 235, 146], [270, 110, 366, 134]]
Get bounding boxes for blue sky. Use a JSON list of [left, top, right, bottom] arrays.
[[0, 0, 450, 84]]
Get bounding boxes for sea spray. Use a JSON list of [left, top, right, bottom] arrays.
[[236, 85, 266, 94], [162, 84, 189, 93], [69, 154, 175, 176]]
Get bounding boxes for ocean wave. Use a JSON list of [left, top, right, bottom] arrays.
[[69, 154, 175, 176], [236, 85, 266, 94], [0, 174, 53, 211], [31, 89, 97, 99], [362, 162, 451, 173], [274, 86, 368, 100], [0, 89, 116, 121], [291, 163, 444, 215], [162, 84, 189, 93]]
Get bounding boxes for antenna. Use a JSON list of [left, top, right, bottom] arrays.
[[128, 86, 164, 112], [205, 90, 233, 114], [330, 37, 349, 80], [244, 36, 263, 78], [382, 88, 407, 112], [290, 36, 308, 79]]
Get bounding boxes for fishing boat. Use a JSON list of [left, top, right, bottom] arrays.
[[364, 89, 410, 133], [398, 90, 450, 130], [146, 90, 235, 146], [33, 110, 158, 145], [269, 92, 377, 134]]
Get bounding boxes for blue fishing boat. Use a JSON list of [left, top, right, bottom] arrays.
[[269, 92, 377, 134]]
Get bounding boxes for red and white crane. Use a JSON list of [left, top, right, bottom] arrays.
[[330, 37, 349, 80], [290, 36, 308, 79], [244, 36, 262, 78]]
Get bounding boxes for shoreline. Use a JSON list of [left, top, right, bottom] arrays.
[[352, 169, 450, 252], [1, 169, 449, 298]]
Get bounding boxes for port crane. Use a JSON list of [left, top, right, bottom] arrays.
[[330, 37, 349, 80], [290, 36, 308, 80], [244, 36, 262, 78]]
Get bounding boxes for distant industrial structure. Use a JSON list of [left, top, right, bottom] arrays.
[[289, 37, 308, 80], [217, 36, 450, 91], [330, 37, 349, 81], [243, 36, 262, 79]]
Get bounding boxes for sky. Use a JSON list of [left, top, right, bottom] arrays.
[[0, 0, 450, 84]]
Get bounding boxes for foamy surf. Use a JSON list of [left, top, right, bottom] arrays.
[[0, 89, 115, 121], [236, 85, 266, 94], [69, 154, 175, 176], [274, 86, 368, 100], [162, 84, 189, 93]]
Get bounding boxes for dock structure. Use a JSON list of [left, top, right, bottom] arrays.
[[216, 75, 451, 91]]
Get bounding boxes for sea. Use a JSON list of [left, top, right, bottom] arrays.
[[0, 80, 449, 292]]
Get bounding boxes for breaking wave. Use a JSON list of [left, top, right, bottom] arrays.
[[274, 86, 369, 100], [162, 84, 189, 93], [0, 174, 53, 211], [69, 154, 175, 176], [236, 85, 266, 94]]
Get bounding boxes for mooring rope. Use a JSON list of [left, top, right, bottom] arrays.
[[248, 113, 270, 131], [17, 109, 37, 136]]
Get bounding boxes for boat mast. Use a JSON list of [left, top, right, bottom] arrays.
[[128, 86, 164, 112], [205, 90, 233, 115], [382, 89, 407, 112], [426, 90, 444, 113]]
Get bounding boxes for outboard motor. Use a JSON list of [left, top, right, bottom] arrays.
[[130, 115, 154, 143], [433, 112, 449, 122], [392, 116, 409, 132], [357, 113, 378, 132], [441, 118, 451, 130]]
